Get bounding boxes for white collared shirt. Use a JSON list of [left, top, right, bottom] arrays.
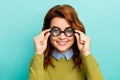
[[52, 48, 73, 60]]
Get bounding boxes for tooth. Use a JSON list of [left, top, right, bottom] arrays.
[[58, 41, 67, 45]]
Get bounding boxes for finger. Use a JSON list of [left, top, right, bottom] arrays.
[[74, 33, 80, 44], [75, 30, 86, 43], [74, 33, 84, 50], [36, 29, 51, 41], [44, 32, 51, 43], [75, 30, 85, 36], [84, 36, 91, 47], [41, 29, 51, 35]]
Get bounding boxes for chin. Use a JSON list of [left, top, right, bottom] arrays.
[[55, 47, 70, 53]]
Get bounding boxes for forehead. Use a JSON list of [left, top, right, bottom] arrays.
[[50, 17, 71, 30]]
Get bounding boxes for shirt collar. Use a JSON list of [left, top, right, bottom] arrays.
[[52, 48, 73, 61]]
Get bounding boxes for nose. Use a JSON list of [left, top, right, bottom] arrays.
[[59, 32, 66, 39]]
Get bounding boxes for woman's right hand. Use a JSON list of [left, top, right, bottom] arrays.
[[33, 29, 51, 54]]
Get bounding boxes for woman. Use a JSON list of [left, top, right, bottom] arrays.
[[29, 4, 103, 80]]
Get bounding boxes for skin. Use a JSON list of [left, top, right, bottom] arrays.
[[50, 17, 75, 53], [34, 17, 90, 56]]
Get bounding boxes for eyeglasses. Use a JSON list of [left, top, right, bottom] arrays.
[[50, 26, 75, 37]]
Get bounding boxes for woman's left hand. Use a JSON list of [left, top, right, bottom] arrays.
[[74, 30, 91, 56]]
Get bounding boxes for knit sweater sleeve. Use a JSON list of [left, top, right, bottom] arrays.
[[84, 54, 103, 80], [29, 54, 44, 80]]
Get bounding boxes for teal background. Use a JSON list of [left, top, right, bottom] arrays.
[[0, 0, 120, 80]]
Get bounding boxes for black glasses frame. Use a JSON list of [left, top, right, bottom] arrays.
[[50, 26, 75, 37]]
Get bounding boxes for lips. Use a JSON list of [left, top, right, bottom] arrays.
[[57, 41, 68, 46]]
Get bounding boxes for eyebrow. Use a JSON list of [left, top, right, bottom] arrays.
[[50, 26, 72, 29]]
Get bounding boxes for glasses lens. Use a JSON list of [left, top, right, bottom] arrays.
[[65, 27, 74, 37], [50, 27, 61, 37]]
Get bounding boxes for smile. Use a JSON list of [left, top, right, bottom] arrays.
[[57, 41, 68, 46]]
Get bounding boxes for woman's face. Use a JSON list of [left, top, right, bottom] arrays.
[[50, 17, 75, 53]]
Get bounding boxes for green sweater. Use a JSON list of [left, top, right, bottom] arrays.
[[29, 54, 103, 80]]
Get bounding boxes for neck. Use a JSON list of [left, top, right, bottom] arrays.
[[54, 48, 72, 54]]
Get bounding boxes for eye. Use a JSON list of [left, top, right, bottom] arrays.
[[51, 27, 61, 33], [52, 27, 60, 32], [65, 27, 74, 33], [66, 28, 73, 33], [65, 27, 74, 37], [50, 27, 61, 36]]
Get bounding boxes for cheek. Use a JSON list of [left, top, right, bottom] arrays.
[[70, 37, 75, 44]]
